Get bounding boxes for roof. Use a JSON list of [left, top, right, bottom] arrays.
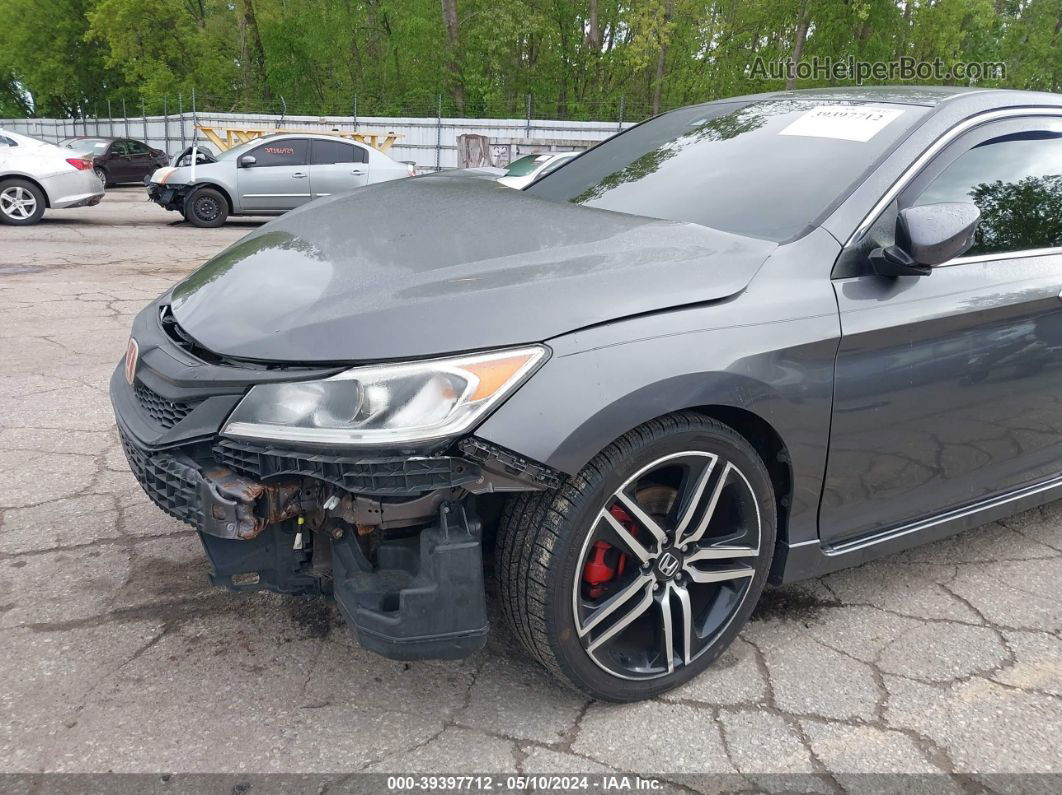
[[705, 85, 1062, 110], [756, 85, 980, 106], [251, 131, 369, 142]]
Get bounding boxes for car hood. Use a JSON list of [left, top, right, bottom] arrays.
[[169, 176, 777, 362], [150, 163, 214, 184]]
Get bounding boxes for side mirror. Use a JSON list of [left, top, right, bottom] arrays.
[[870, 202, 981, 277], [238, 155, 257, 168]]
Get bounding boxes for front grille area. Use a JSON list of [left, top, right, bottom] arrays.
[[118, 428, 204, 530], [134, 382, 200, 429], [214, 439, 481, 496]]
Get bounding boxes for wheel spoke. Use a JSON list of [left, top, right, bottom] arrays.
[[578, 572, 654, 637], [684, 545, 758, 563], [615, 492, 668, 550], [683, 563, 755, 584], [585, 579, 655, 653], [658, 585, 675, 674], [676, 461, 733, 548], [600, 509, 653, 564], [671, 455, 717, 542], [672, 582, 694, 665]]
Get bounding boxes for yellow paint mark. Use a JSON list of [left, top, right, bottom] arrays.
[[195, 125, 399, 153]]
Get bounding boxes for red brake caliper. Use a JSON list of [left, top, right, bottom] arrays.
[[583, 505, 636, 599]]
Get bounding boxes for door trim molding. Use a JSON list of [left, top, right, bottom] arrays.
[[945, 246, 1062, 267], [823, 471, 1062, 556]]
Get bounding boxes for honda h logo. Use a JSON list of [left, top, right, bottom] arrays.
[[657, 551, 680, 578], [124, 337, 139, 385]]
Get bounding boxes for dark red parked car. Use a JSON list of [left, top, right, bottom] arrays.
[[58, 137, 169, 187]]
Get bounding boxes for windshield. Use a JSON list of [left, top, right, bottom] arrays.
[[527, 99, 928, 241], [60, 138, 110, 153], [505, 154, 552, 177], [537, 154, 576, 179]]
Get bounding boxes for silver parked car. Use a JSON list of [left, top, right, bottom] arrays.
[[0, 129, 104, 225], [146, 132, 417, 227]]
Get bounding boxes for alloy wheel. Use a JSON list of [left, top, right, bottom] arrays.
[[572, 450, 762, 680], [0, 186, 38, 220], [94, 167, 106, 185]]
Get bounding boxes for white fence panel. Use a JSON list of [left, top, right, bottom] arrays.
[[1, 112, 632, 170]]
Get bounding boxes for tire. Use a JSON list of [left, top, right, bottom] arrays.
[[93, 167, 110, 188], [183, 186, 228, 227], [0, 178, 46, 226], [496, 412, 776, 702]]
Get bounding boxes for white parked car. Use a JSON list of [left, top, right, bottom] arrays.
[[147, 132, 417, 227], [497, 151, 580, 189], [0, 129, 104, 225]]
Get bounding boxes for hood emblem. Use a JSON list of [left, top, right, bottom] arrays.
[[124, 338, 139, 385]]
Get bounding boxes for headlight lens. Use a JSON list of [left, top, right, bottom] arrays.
[[222, 346, 547, 446]]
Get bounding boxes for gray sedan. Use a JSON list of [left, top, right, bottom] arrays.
[[113, 86, 1062, 701], [146, 132, 415, 227]]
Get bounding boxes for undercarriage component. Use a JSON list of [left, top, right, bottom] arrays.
[[119, 417, 492, 661], [200, 522, 319, 595], [458, 437, 563, 491], [331, 502, 488, 660]]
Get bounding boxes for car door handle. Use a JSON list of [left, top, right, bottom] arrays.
[[291, 172, 308, 179], [351, 169, 365, 175]]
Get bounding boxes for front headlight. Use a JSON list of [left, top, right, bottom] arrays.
[[222, 346, 547, 446]]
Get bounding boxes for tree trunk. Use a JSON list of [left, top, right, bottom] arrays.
[[585, 0, 601, 49], [343, 0, 365, 89], [237, 0, 271, 101], [787, 1, 810, 89], [440, 0, 465, 113], [651, 0, 674, 115], [896, 0, 912, 60]]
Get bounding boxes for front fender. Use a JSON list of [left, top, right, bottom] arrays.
[[474, 228, 843, 545]]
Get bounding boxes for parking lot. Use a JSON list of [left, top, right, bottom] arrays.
[[1, 188, 1060, 787]]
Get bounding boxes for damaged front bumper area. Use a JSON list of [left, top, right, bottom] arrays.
[[146, 182, 189, 213], [109, 310, 560, 660]]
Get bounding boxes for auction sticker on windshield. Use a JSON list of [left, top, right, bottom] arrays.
[[779, 105, 905, 142]]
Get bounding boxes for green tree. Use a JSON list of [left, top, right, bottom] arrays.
[[0, 0, 128, 116], [1, 0, 1059, 120]]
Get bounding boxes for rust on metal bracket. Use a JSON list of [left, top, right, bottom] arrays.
[[201, 467, 303, 540]]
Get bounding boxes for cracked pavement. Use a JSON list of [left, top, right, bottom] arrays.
[[1, 190, 1060, 787]]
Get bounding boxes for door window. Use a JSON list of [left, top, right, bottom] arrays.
[[110, 141, 132, 155], [249, 139, 307, 167], [310, 139, 367, 164], [127, 140, 150, 154], [836, 121, 1062, 277], [912, 131, 1062, 256]]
